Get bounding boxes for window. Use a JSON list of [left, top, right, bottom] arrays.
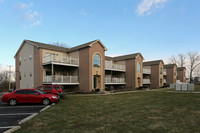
[[19, 72, 21, 80], [29, 55, 32, 60], [137, 62, 141, 72], [20, 57, 21, 65], [30, 72, 32, 77], [24, 57, 26, 62], [53, 86, 61, 90], [44, 86, 53, 91], [93, 53, 101, 67], [26, 90, 38, 95], [14, 90, 27, 94], [37, 86, 43, 91], [160, 68, 163, 74]]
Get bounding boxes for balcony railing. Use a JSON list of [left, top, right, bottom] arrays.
[[105, 77, 125, 84], [163, 69, 166, 75], [43, 55, 79, 66], [43, 75, 79, 84], [105, 61, 125, 71], [143, 68, 151, 74], [143, 79, 151, 84]]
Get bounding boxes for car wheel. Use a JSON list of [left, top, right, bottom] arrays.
[[42, 98, 50, 105], [9, 99, 17, 106]]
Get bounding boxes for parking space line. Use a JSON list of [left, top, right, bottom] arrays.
[[0, 126, 18, 129], [0, 106, 46, 109], [0, 113, 34, 116]]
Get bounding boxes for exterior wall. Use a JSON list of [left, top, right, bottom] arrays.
[[126, 55, 143, 89], [150, 62, 164, 89], [166, 66, 177, 85], [15, 54, 20, 89], [135, 55, 143, 88], [177, 69, 186, 82], [79, 48, 90, 92], [90, 42, 105, 91], [34, 47, 43, 88], [150, 65, 159, 89], [79, 42, 105, 92], [126, 59, 135, 89], [19, 42, 34, 89]]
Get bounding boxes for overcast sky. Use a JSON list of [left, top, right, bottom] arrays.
[[0, 0, 200, 68]]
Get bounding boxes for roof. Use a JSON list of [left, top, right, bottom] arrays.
[[15, 39, 107, 57], [27, 40, 69, 52], [105, 53, 144, 61], [68, 39, 107, 52], [143, 60, 164, 66], [164, 64, 177, 69], [177, 67, 186, 71]]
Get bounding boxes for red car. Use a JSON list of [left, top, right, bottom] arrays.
[[37, 85, 65, 98], [1, 89, 59, 106]]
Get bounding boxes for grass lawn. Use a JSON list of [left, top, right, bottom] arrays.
[[195, 85, 200, 91], [16, 91, 200, 133]]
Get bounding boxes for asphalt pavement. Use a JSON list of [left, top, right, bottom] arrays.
[[0, 99, 47, 133]]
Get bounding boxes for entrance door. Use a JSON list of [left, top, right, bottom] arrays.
[[138, 77, 141, 86], [94, 76, 97, 89]]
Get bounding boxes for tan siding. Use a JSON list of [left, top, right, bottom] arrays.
[[34, 47, 43, 88]]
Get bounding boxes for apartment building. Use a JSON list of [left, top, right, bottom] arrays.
[[105, 53, 144, 90], [15, 40, 144, 92], [177, 67, 186, 82], [143, 60, 164, 89], [164, 64, 177, 86]]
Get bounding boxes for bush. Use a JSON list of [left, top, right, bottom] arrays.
[[95, 88, 100, 92], [105, 87, 110, 91]]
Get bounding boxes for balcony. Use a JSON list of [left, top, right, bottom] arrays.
[[105, 77, 126, 84], [143, 79, 151, 84], [43, 75, 79, 85], [143, 68, 151, 74], [163, 69, 166, 75], [163, 79, 167, 83], [105, 61, 125, 71], [43, 55, 79, 67]]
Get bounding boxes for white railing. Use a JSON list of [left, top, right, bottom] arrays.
[[105, 61, 125, 71], [143, 79, 151, 84], [105, 77, 125, 83], [143, 68, 151, 74], [163, 69, 166, 75], [163, 79, 167, 83], [43, 55, 79, 66], [43, 75, 78, 83]]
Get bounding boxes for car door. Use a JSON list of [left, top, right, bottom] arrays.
[[44, 86, 53, 94], [14, 90, 28, 103], [26, 90, 42, 103]]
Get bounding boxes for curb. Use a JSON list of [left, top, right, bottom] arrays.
[[40, 105, 50, 113], [18, 113, 38, 125], [3, 104, 52, 133], [3, 126, 21, 133]]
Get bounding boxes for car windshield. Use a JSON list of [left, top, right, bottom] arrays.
[[35, 90, 46, 94], [54, 86, 61, 90]]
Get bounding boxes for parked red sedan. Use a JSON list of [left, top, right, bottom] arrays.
[[1, 89, 59, 106]]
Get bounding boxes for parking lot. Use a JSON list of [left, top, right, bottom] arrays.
[[0, 99, 47, 133]]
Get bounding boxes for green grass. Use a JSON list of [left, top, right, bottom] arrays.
[[195, 85, 200, 91], [16, 91, 200, 133]]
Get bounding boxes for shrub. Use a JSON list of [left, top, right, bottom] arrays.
[[95, 88, 100, 92]]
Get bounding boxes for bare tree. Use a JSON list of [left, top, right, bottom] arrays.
[[178, 54, 186, 67], [0, 70, 15, 91], [169, 54, 186, 67], [187, 51, 200, 82], [51, 42, 70, 48], [169, 55, 178, 65]]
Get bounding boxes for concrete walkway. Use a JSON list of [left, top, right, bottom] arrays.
[[68, 88, 200, 97]]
